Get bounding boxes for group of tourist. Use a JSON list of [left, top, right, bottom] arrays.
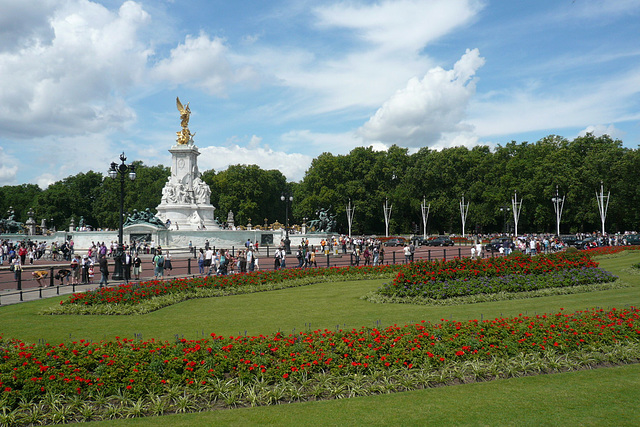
[[0, 238, 75, 265], [197, 247, 238, 276]]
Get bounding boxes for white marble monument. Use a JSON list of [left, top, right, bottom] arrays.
[[155, 98, 218, 231]]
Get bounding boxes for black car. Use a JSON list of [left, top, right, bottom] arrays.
[[575, 237, 598, 250], [625, 235, 640, 245], [384, 238, 406, 247], [484, 237, 512, 252], [559, 235, 580, 247], [425, 237, 454, 246], [412, 236, 429, 246]]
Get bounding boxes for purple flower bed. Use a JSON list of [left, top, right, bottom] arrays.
[[378, 267, 617, 299]]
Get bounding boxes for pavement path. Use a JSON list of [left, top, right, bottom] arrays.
[[0, 244, 479, 306]]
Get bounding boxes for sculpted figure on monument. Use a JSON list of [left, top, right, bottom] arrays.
[[193, 177, 211, 204], [161, 184, 179, 204], [176, 97, 194, 145], [175, 183, 192, 204]]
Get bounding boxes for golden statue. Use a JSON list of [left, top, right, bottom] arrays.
[[176, 97, 194, 145]]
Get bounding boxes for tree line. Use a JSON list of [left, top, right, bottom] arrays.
[[1, 133, 638, 236]]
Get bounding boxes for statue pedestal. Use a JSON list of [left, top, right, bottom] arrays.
[[155, 203, 216, 230], [155, 144, 218, 231]]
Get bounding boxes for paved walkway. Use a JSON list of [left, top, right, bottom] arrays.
[[0, 245, 478, 307]]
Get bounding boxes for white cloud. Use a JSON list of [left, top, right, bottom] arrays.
[[358, 48, 485, 147], [0, 0, 150, 139], [240, 0, 483, 120], [25, 133, 119, 188], [0, 146, 19, 185], [577, 124, 625, 140], [314, 0, 482, 54], [470, 67, 640, 137], [152, 33, 229, 95], [198, 138, 312, 181], [0, 0, 56, 53]]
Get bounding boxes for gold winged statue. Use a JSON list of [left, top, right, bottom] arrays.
[[176, 97, 194, 145]]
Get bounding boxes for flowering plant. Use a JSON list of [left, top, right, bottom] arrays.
[[2, 307, 639, 404], [59, 264, 402, 307]]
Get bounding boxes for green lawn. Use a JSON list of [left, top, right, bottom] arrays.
[[1, 250, 640, 425], [91, 364, 640, 426]]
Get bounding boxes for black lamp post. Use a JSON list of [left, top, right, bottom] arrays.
[[280, 193, 293, 254], [109, 152, 136, 280], [499, 205, 510, 234]]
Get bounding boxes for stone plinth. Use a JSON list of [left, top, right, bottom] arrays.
[[155, 144, 218, 231]]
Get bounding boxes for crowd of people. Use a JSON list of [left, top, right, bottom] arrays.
[[4, 231, 640, 290]]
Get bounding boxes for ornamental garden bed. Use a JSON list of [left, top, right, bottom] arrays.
[[2, 306, 640, 424]]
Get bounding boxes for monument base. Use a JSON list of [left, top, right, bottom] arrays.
[[155, 203, 217, 231]]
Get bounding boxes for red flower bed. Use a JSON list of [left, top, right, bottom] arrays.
[[1, 307, 639, 402], [583, 245, 640, 257], [61, 264, 403, 307]]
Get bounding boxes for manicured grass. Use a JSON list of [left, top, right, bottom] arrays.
[[89, 364, 640, 426]]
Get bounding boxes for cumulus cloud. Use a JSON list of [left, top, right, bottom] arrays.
[[0, 146, 19, 185], [0, 1, 151, 139], [358, 48, 485, 147], [0, 0, 56, 53], [577, 124, 625, 140], [152, 33, 239, 96], [198, 137, 312, 181], [244, 0, 483, 119]]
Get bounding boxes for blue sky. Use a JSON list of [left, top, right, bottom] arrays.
[[1, 0, 639, 188]]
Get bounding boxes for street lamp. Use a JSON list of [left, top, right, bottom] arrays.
[[280, 193, 293, 254], [109, 152, 136, 280], [551, 185, 564, 237], [499, 205, 510, 234]]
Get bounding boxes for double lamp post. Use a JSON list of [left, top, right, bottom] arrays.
[[108, 152, 136, 280]]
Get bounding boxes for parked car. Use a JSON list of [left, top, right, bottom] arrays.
[[384, 238, 406, 247], [484, 237, 512, 252], [425, 236, 454, 247], [412, 236, 429, 246], [575, 237, 598, 250], [625, 235, 640, 245], [559, 235, 580, 247]]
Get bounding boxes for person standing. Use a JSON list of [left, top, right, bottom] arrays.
[[123, 251, 132, 283], [274, 248, 281, 270], [352, 247, 360, 266], [133, 253, 142, 280], [99, 256, 109, 288], [18, 244, 27, 265], [70, 254, 80, 285], [204, 246, 213, 272], [164, 250, 173, 275], [238, 250, 247, 273], [153, 250, 164, 279], [81, 255, 93, 283], [403, 244, 412, 263], [197, 248, 205, 274], [310, 249, 317, 268], [247, 248, 255, 272]]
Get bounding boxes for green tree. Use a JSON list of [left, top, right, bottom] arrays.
[[202, 165, 288, 226]]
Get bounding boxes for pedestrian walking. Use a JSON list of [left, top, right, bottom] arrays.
[[99, 256, 109, 288]]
